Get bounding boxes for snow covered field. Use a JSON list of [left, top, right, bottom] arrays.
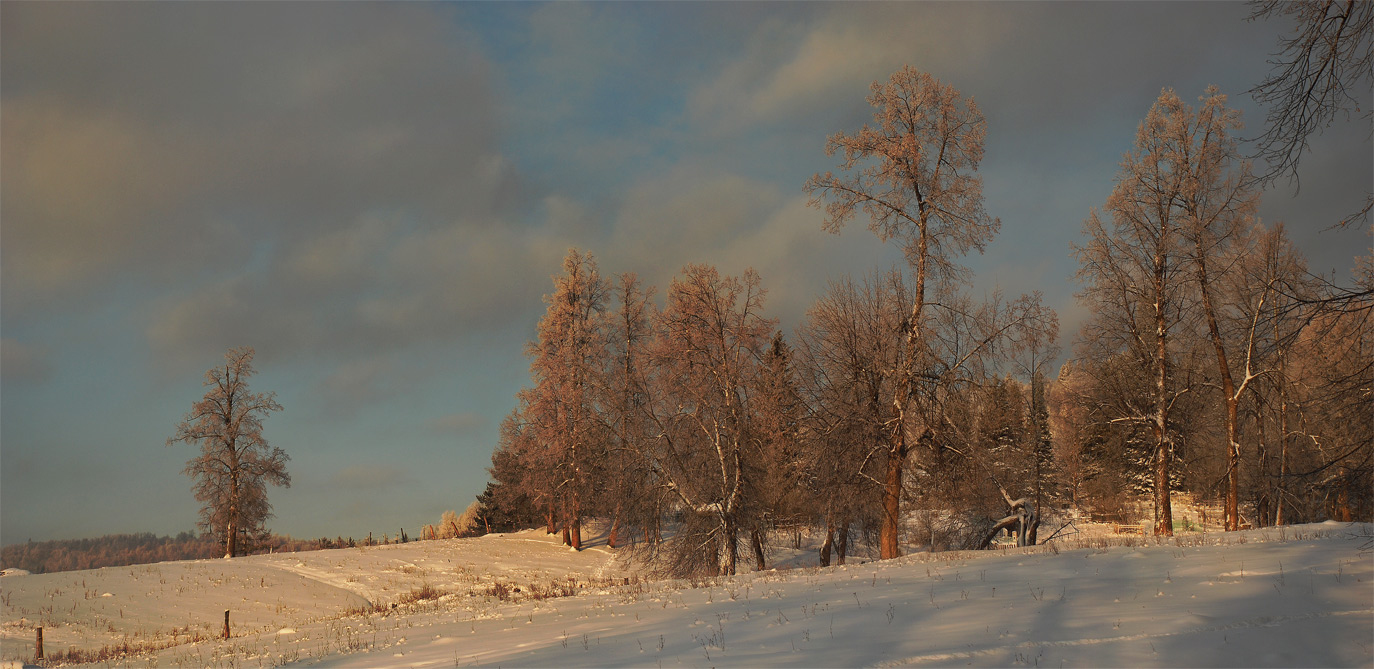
[[2, 522, 1370, 667]]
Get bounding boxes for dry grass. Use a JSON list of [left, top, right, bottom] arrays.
[[395, 582, 445, 605], [37, 629, 210, 666]]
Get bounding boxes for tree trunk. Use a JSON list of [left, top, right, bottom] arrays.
[[880, 223, 926, 561], [836, 523, 849, 565], [880, 447, 904, 559], [1224, 396, 1240, 531], [1335, 485, 1353, 522], [571, 515, 582, 551], [225, 480, 239, 558], [1257, 415, 1271, 527], [751, 528, 766, 571], [608, 512, 620, 549], [1275, 341, 1289, 526], [1193, 216, 1244, 532], [1152, 254, 1174, 537], [722, 515, 738, 576], [819, 527, 834, 567]]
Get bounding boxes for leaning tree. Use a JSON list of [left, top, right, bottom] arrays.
[[168, 346, 289, 558]]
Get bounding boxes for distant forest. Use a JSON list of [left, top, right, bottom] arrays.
[[0, 531, 417, 574]]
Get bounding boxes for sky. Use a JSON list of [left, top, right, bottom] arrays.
[[2, 2, 1369, 546]]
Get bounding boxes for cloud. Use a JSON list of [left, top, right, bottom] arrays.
[[603, 167, 784, 284], [329, 464, 415, 492], [688, 5, 1014, 135], [428, 412, 487, 436], [687, 3, 1273, 143], [144, 210, 568, 376], [312, 358, 403, 415], [590, 166, 904, 331], [2, 2, 512, 317], [1, 338, 51, 384]]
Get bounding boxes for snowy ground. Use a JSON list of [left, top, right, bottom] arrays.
[[2, 522, 1370, 667]]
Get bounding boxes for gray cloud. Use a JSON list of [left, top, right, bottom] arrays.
[[329, 464, 416, 492], [144, 216, 566, 376], [0, 338, 51, 385], [691, 3, 1274, 132], [428, 412, 487, 436], [2, 2, 513, 317]]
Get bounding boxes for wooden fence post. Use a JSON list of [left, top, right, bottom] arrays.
[[35, 626, 43, 662], [223, 610, 230, 639]]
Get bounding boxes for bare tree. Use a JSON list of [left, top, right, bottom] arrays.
[[527, 249, 609, 550], [1273, 249, 1374, 522], [1075, 89, 1206, 536], [1010, 295, 1061, 513], [795, 272, 906, 565], [1248, 0, 1373, 226], [1245, 226, 1313, 525], [645, 264, 774, 576], [598, 272, 661, 549], [742, 331, 806, 570], [1172, 87, 1265, 531], [913, 289, 1058, 548], [805, 66, 1000, 558], [1047, 362, 1096, 509], [168, 347, 288, 558]]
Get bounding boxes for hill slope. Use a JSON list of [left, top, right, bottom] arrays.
[[1, 523, 1370, 667]]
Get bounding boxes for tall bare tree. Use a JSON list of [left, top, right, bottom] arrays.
[[598, 272, 660, 549], [527, 249, 609, 550], [1236, 224, 1315, 525], [805, 66, 1000, 558], [1173, 87, 1264, 531], [168, 346, 289, 558], [1075, 89, 1204, 536]]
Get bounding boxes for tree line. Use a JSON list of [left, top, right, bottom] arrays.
[[474, 65, 1372, 578], [0, 526, 478, 574], [1, 532, 298, 574]]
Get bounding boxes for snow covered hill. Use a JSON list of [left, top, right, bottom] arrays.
[[2, 522, 1370, 667]]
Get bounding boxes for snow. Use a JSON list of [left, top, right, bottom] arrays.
[[1, 523, 1370, 667]]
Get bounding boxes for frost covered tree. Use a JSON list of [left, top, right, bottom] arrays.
[[1172, 87, 1264, 531], [527, 249, 609, 550], [168, 347, 289, 558], [646, 264, 774, 576], [597, 272, 661, 549], [746, 331, 806, 569], [795, 272, 906, 565], [805, 66, 1001, 559], [1238, 225, 1320, 525], [1074, 89, 1213, 536]]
